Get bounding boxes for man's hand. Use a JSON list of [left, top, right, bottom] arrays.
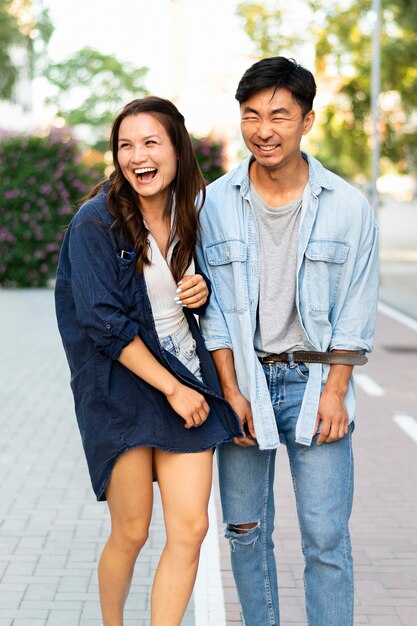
[[210, 347, 256, 446], [314, 386, 349, 445], [314, 360, 353, 445], [224, 389, 256, 446]]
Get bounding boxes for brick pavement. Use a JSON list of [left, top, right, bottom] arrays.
[[0, 289, 195, 626], [1, 288, 417, 625], [216, 290, 417, 625]]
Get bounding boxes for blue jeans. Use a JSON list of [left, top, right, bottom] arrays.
[[159, 316, 203, 381], [217, 361, 354, 626]]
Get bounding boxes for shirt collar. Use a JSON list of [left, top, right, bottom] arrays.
[[227, 151, 334, 198]]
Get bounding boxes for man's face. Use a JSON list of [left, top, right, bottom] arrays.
[[240, 87, 314, 171]]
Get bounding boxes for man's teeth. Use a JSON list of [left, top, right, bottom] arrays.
[[258, 145, 278, 151], [134, 167, 157, 174]]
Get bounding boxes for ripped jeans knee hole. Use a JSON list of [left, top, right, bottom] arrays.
[[225, 521, 261, 549]]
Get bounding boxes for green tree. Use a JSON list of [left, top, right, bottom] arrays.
[[309, 0, 417, 177], [45, 47, 148, 149], [236, 0, 417, 179], [0, 0, 52, 100], [236, 1, 306, 57]]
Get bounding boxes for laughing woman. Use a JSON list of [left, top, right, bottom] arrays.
[[55, 97, 241, 626]]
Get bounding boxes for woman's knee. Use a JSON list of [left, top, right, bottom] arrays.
[[111, 519, 150, 554], [170, 513, 209, 549], [187, 514, 209, 546], [193, 514, 209, 544]]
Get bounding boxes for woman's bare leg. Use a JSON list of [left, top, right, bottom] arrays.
[[150, 449, 213, 626], [99, 447, 154, 626]]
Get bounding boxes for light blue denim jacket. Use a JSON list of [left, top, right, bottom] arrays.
[[196, 152, 379, 450]]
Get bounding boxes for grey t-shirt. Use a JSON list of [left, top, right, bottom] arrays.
[[251, 182, 306, 356]]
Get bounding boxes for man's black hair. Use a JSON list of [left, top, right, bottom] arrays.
[[235, 56, 316, 116]]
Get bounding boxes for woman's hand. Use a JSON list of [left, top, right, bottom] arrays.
[[175, 274, 208, 309], [165, 381, 210, 429]]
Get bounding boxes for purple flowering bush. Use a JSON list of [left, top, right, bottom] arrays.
[[191, 136, 225, 184], [0, 128, 104, 287]]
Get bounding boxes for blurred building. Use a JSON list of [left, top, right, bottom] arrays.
[[0, 42, 37, 131], [143, 0, 255, 167]]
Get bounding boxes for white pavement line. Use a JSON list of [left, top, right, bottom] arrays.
[[194, 490, 226, 626], [354, 373, 385, 396], [378, 301, 417, 333], [393, 413, 417, 444]]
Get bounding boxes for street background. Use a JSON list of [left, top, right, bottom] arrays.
[[0, 197, 416, 625]]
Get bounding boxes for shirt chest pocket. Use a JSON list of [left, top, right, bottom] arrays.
[[304, 239, 350, 314], [206, 239, 248, 314]]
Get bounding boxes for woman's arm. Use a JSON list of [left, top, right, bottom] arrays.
[[119, 335, 210, 429]]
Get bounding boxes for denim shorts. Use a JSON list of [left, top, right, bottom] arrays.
[[159, 316, 203, 381]]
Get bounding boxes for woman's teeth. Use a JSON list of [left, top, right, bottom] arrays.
[[134, 167, 157, 181]]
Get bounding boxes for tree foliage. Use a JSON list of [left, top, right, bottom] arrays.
[[309, 0, 417, 177], [0, 0, 21, 98], [45, 47, 148, 148], [236, 1, 305, 57], [0, 0, 53, 100], [236, 0, 417, 178]]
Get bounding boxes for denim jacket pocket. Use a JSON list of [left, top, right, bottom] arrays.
[[304, 239, 350, 314], [206, 239, 248, 314], [116, 250, 137, 295]]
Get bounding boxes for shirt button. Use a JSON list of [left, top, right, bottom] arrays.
[[225, 249, 230, 258], [105, 323, 111, 330]]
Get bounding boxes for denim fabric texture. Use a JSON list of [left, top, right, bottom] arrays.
[[218, 362, 354, 626], [55, 190, 241, 500], [159, 317, 203, 382], [196, 152, 379, 449]]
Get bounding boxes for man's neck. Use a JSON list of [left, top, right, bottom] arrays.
[[249, 153, 309, 208]]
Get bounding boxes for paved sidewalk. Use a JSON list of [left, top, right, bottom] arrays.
[[217, 304, 417, 626], [1, 288, 417, 625], [0, 289, 195, 626]]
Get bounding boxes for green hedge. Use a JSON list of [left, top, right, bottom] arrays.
[[0, 129, 103, 287], [0, 130, 225, 288], [192, 136, 225, 184]]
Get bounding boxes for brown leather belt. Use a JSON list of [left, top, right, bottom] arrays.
[[258, 351, 368, 366]]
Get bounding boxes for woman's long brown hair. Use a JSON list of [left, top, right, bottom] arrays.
[[88, 96, 206, 283]]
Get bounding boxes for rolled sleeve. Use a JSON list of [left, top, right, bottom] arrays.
[[97, 317, 138, 360]]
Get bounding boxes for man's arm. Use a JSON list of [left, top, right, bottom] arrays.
[[314, 355, 353, 445], [211, 348, 256, 447], [316, 203, 379, 444]]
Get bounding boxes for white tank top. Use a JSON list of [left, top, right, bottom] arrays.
[[144, 230, 195, 339]]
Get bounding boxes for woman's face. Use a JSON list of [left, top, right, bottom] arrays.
[[117, 113, 177, 205]]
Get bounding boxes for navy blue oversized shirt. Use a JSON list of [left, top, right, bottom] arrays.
[[55, 189, 241, 500]]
